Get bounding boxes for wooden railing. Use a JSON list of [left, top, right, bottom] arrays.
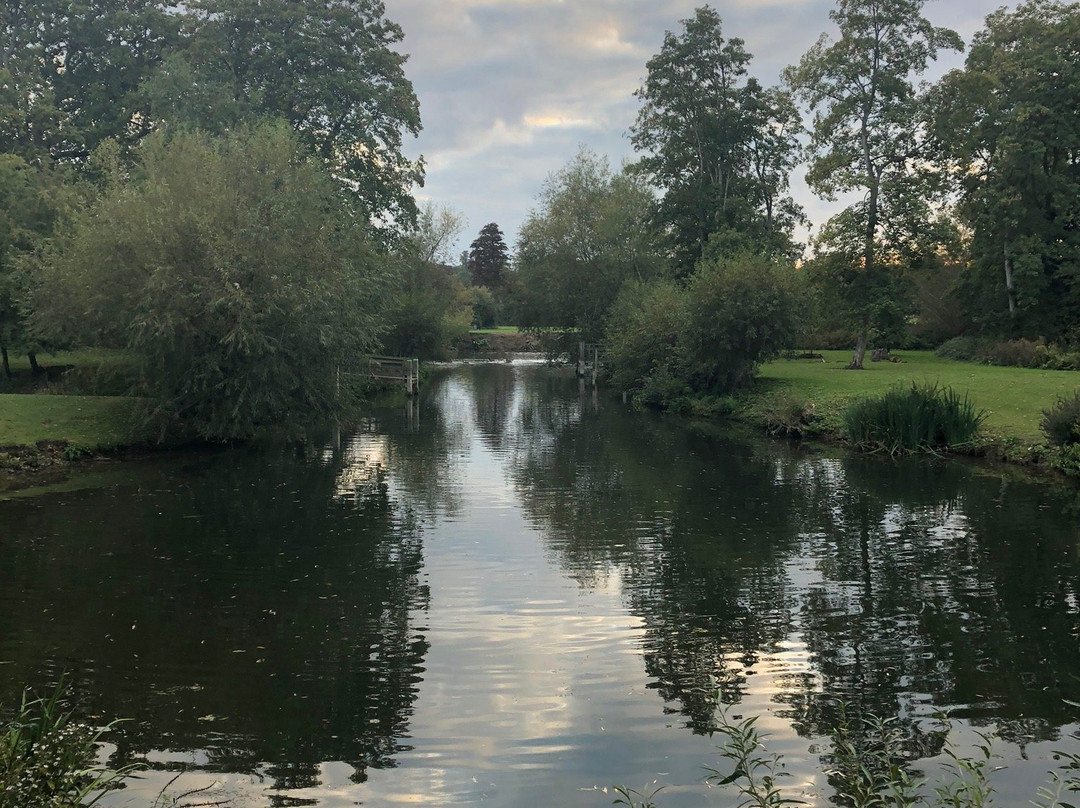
[[367, 356, 419, 395]]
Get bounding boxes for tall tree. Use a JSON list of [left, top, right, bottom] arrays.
[[468, 223, 510, 290], [516, 148, 663, 340], [146, 0, 423, 235], [1, 0, 176, 162], [785, 0, 961, 368], [930, 1, 1080, 339], [631, 6, 803, 273]]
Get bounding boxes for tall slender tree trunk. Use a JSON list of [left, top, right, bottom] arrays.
[[1003, 241, 1017, 318], [28, 351, 42, 376], [1, 345, 10, 379]]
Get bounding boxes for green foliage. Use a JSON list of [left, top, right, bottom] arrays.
[[935, 337, 995, 363], [631, 7, 804, 272], [935, 338, 1080, 371], [468, 223, 510, 290], [604, 256, 803, 406], [931, 1, 1080, 340], [1, 683, 134, 808], [145, 0, 423, 235], [786, 0, 962, 366], [617, 706, 1080, 808], [32, 123, 392, 441], [517, 148, 663, 341], [681, 255, 805, 394], [603, 280, 687, 395], [470, 286, 499, 330], [1041, 392, 1080, 448], [843, 382, 987, 454], [705, 712, 800, 808]]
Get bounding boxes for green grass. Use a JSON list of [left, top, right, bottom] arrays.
[[469, 325, 521, 334], [753, 350, 1080, 445], [0, 394, 141, 450]]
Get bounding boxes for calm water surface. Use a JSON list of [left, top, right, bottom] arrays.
[[2, 362, 1080, 806]]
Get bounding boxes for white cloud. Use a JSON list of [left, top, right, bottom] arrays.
[[389, 0, 1006, 253]]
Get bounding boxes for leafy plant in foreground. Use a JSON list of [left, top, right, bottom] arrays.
[[0, 684, 134, 808]]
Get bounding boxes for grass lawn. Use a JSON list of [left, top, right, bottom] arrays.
[[470, 326, 521, 334], [754, 350, 1080, 444], [0, 394, 142, 450]]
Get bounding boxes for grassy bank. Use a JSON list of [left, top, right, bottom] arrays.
[[0, 394, 140, 450], [733, 350, 1080, 471]]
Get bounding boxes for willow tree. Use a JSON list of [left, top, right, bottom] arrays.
[[785, 0, 961, 368], [32, 124, 394, 440]]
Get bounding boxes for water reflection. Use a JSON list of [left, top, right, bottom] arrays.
[[0, 433, 429, 792], [503, 367, 1080, 749], [2, 363, 1080, 807]]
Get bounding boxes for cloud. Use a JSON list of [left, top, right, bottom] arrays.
[[389, 0, 1005, 253]]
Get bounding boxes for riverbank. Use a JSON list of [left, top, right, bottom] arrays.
[[729, 349, 1080, 477]]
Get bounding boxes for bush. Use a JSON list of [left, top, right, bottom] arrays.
[[681, 254, 805, 394], [984, 338, 1043, 367], [603, 280, 688, 396], [844, 382, 987, 454], [1041, 391, 1080, 447], [34, 124, 393, 441], [935, 336, 994, 362], [1, 685, 133, 807]]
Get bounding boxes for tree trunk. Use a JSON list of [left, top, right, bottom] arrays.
[[848, 329, 868, 370], [1, 344, 10, 379], [1003, 242, 1017, 318], [28, 351, 43, 376]]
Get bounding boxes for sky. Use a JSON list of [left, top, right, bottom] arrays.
[[387, 0, 1006, 258]]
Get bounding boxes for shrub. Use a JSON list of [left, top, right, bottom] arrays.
[[1, 685, 133, 807], [984, 338, 1042, 368], [681, 254, 805, 394], [603, 280, 688, 396], [935, 336, 993, 362], [762, 394, 815, 438], [1041, 391, 1080, 447], [844, 382, 987, 454], [33, 124, 393, 441]]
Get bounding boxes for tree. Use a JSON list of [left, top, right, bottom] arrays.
[[380, 202, 472, 359], [31, 123, 393, 440], [0, 156, 68, 378], [467, 223, 510, 290], [631, 6, 803, 273], [930, 1, 1080, 340], [516, 148, 663, 341], [1, 0, 177, 162], [785, 0, 962, 368], [146, 0, 423, 235]]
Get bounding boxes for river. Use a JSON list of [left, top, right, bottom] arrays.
[[2, 360, 1080, 807]]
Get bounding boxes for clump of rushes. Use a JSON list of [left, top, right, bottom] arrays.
[[843, 382, 986, 455], [0, 683, 135, 808]]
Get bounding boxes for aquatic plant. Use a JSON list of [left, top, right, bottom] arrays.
[[843, 382, 986, 454], [612, 707, 1080, 808], [0, 683, 134, 808]]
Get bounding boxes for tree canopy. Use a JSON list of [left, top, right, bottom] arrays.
[[785, 0, 962, 367], [468, 223, 510, 290], [631, 6, 804, 272], [32, 124, 393, 439], [931, 0, 1080, 340], [516, 148, 662, 341]]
